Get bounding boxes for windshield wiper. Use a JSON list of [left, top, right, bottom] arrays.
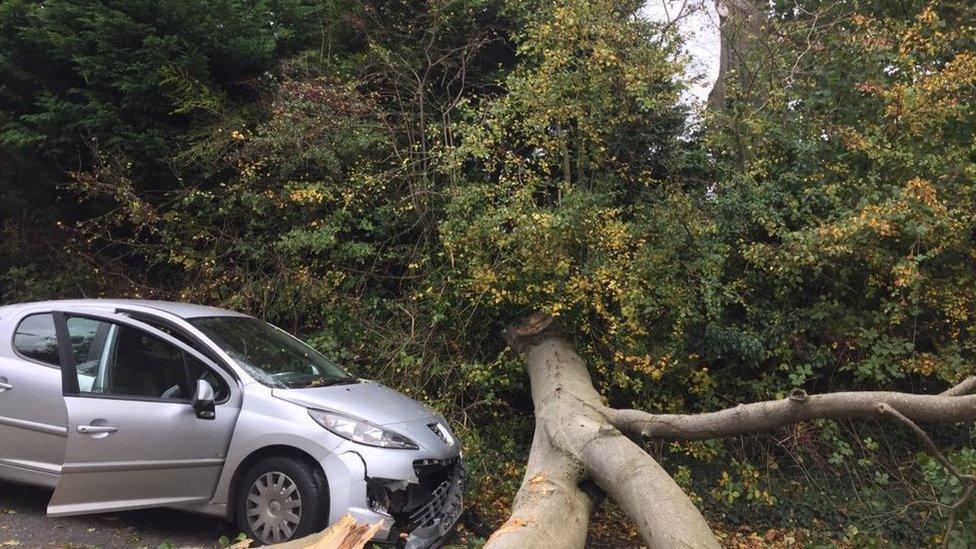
[[308, 376, 360, 388]]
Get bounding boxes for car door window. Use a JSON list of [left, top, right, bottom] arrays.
[[66, 316, 226, 401], [13, 313, 60, 366], [66, 317, 111, 391]]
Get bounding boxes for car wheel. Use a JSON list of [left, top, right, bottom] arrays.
[[235, 455, 328, 546]]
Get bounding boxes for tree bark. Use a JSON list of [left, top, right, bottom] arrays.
[[708, 0, 763, 111], [606, 391, 976, 441], [485, 315, 719, 549], [484, 425, 592, 549], [944, 375, 976, 397], [486, 313, 976, 548]]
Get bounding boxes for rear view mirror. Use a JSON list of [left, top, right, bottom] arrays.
[[192, 379, 216, 420]]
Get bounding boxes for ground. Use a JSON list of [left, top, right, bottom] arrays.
[[0, 479, 842, 549], [0, 480, 239, 548], [0, 481, 474, 549]]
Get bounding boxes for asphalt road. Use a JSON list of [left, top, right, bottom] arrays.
[[0, 480, 238, 548], [0, 481, 471, 549]]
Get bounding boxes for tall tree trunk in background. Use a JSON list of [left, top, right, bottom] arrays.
[[707, 0, 762, 110], [485, 313, 976, 548]]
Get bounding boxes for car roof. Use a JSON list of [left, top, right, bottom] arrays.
[[0, 299, 250, 320]]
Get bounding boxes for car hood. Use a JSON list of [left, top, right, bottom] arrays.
[[271, 380, 438, 426]]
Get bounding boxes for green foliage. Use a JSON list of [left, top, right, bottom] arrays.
[[702, 1, 976, 400], [0, 0, 339, 299], [2, 0, 976, 545], [0, 0, 327, 170], [920, 447, 976, 547], [217, 532, 249, 547], [442, 0, 704, 404]]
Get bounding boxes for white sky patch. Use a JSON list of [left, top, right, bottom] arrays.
[[641, 0, 722, 107]]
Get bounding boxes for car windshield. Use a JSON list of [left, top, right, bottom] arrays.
[[189, 316, 354, 389]]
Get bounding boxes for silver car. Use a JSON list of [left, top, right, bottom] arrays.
[[0, 299, 462, 547]]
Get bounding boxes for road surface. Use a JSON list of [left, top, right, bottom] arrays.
[[0, 480, 469, 548], [0, 480, 242, 548]]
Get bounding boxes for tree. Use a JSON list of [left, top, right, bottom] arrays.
[[484, 313, 976, 548], [0, 0, 327, 181], [481, 1, 976, 546], [707, 0, 761, 110], [0, 0, 333, 300]]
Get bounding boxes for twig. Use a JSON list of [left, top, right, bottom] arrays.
[[877, 403, 975, 548]]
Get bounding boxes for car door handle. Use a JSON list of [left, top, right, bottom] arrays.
[[77, 425, 119, 434], [0, 381, 12, 391]]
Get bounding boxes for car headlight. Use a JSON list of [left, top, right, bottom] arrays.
[[308, 409, 419, 450]]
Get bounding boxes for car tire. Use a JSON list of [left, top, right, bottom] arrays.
[[235, 455, 329, 546]]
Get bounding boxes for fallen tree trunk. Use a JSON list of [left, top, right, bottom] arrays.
[[486, 315, 719, 549], [486, 313, 976, 549]]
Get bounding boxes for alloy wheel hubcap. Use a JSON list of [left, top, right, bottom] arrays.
[[246, 471, 303, 544]]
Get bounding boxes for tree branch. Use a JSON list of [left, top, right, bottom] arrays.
[[490, 313, 976, 549], [606, 391, 976, 441], [942, 375, 976, 397], [572, 418, 720, 549], [876, 403, 976, 549], [484, 423, 593, 549], [489, 315, 720, 548]]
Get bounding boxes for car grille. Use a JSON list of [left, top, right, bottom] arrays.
[[414, 456, 457, 477], [384, 457, 462, 528], [408, 458, 463, 528], [378, 457, 464, 547]]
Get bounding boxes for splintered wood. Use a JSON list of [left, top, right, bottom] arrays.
[[305, 516, 382, 549], [266, 515, 383, 549]]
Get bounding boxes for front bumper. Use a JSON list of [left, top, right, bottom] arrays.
[[399, 459, 464, 549], [374, 458, 464, 548], [321, 451, 463, 549]]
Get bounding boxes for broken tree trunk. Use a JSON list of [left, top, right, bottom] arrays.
[[485, 314, 719, 549], [486, 313, 976, 548]]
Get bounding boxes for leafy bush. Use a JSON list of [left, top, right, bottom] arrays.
[[2, 0, 975, 545]]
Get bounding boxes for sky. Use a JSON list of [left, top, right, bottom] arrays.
[[641, 0, 722, 106]]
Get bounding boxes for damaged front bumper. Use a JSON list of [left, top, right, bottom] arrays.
[[369, 457, 464, 549], [321, 450, 463, 549], [321, 412, 463, 549]]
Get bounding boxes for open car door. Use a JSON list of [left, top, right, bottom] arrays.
[[48, 309, 242, 516]]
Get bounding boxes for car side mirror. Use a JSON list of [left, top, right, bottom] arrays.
[[192, 379, 216, 420]]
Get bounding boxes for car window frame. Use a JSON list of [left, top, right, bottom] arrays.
[[10, 311, 63, 370], [116, 308, 243, 386], [54, 310, 233, 406]]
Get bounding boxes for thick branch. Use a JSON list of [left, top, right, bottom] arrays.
[[484, 423, 593, 549], [607, 391, 976, 440], [572, 417, 720, 549], [943, 375, 976, 397], [502, 327, 719, 549], [489, 315, 976, 548]]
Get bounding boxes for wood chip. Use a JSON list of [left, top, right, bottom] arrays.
[[303, 515, 384, 549]]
